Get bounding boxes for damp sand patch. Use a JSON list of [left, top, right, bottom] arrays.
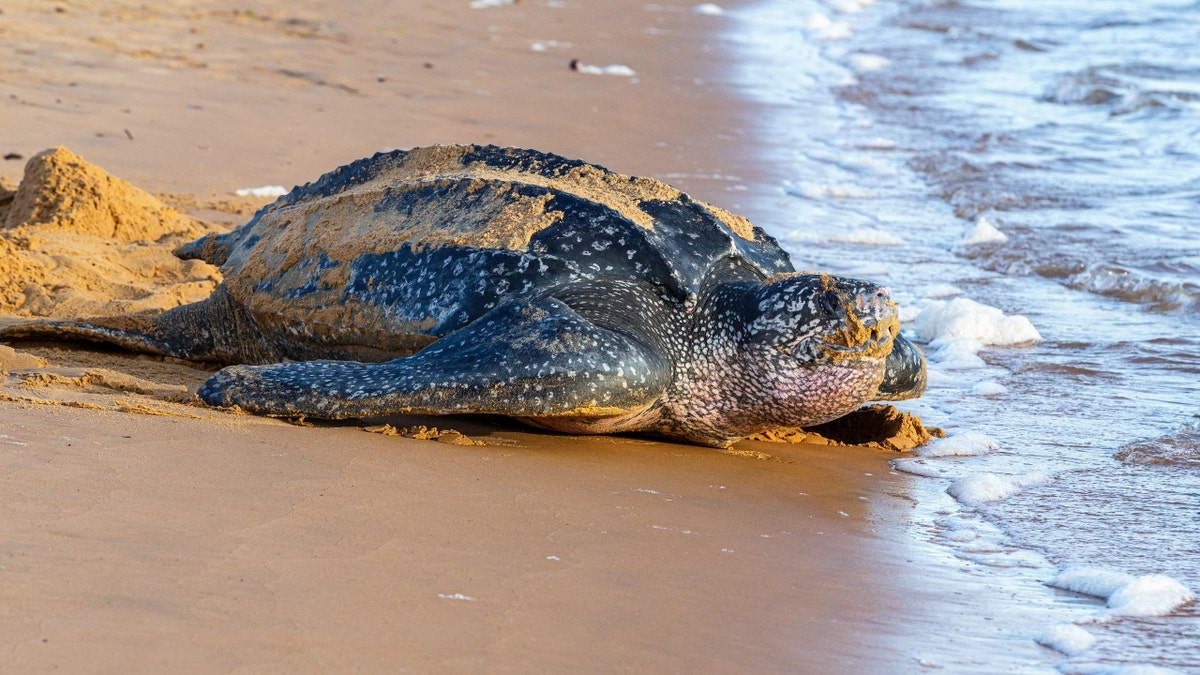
[[0, 340, 219, 420]]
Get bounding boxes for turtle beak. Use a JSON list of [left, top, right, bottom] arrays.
[[819, 285, 899, 358]]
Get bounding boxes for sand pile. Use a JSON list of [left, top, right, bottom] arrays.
[[0, 148, 222, 318]]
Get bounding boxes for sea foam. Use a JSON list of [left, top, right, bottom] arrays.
[[914, 297, 1041, 346], [1049, 566, 1196, 618], [915, 431, 999, 458], [1108, 575, 1196, 617], [530, 40, 572, 52], [889, 457, 953, 478], [831, 0, 875, 13], [924, 338, 987, 370], [947, 471, 1048, 506], [1051, 566, 1135, 598], [958, 216, 1009, 246], [1036, 623, 1096, 656], [847, 53, 891, 71], [803, 13, 852, 40]]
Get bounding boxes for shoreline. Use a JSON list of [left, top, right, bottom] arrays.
[[0, 1, 1044, 670]]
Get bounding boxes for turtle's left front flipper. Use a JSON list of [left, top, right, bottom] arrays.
[[873, 333, 927, 401], [197, 296, 672, 421]]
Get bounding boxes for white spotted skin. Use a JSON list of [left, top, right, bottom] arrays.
[[665, 343, 886, 447], [534, 273, 898, 447], [197, 273, 904, 448]]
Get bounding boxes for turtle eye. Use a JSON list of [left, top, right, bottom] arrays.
[[818, 291, 841, 316]]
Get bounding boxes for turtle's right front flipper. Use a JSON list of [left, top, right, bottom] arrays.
[[197, 296, 672, 424], [0, 287, 278, 364]]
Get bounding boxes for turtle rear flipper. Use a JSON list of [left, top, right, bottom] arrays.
[[198, 296, 672, 424], [0, 287, 277, 364]]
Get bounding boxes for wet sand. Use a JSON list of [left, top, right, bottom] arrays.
[[1, 1, 978, 671], [5, 403, 931, 672]]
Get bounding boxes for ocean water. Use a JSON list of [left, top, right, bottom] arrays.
[[728, 0, 1200, 671]]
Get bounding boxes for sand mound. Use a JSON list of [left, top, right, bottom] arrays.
[[0, 148, 223, 318], [3, 147, 206, 242]]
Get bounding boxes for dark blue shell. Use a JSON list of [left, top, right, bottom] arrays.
[[177, 145, 794, 356]]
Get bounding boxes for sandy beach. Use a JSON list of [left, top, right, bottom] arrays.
[[0, 1, 1004, 671]]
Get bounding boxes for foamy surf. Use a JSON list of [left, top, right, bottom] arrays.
[[913, 298, 1041, 347], [1049, 567, 1195, 619], [946, 471, 1050, 506], [1037, 623, 1097, 657], [913, 431, 998, 458], [737, 0, 1200, 668], [956, 216, 1009, 247]]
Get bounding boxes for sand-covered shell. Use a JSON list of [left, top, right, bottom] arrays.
[[177, 144, 794, 354]]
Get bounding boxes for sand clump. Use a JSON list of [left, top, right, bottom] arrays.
[[0, 147, 223, 319], [753, 404, 943, 452], [0, 344, 49, 370], [362, 423, 484, 446]]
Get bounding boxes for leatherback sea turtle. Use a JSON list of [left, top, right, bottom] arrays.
[[0, 145, 925, 447]]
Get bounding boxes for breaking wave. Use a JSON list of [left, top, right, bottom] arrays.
[[1116, 425, 1200, 467], [1044, 63, 1200, 116]]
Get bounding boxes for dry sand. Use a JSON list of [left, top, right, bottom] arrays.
[[1, 1, 963, 671]]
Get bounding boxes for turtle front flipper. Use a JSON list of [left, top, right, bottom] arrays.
[[197, 296, 672, 427], [873, 333, 927, 401]]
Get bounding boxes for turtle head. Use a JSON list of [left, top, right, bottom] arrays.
[[746, 273, 900, 366], [677, 273, 925, 446]]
